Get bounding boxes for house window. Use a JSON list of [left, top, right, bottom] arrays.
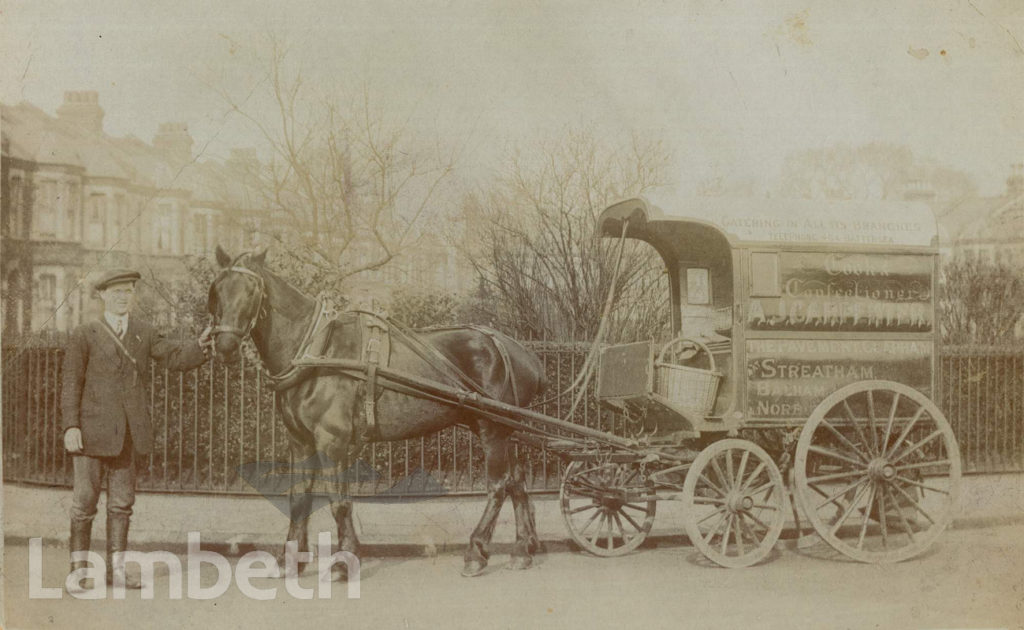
[[35, 273, 57, 303], [7, 176, 22, 237], [87, 194, 105, 244], [66, 183, 80, 240], [155, 211, 174, 253], [191, 214, 209, 254], [36, 180, 57, 237]]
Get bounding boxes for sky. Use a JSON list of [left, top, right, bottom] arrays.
[[1, 0, 1022, 196]]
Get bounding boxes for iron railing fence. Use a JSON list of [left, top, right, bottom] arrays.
[[3, 338, 1022, 498]]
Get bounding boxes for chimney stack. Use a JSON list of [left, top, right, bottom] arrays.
[[153, 122, 194, 165], [56, 91, 104, 134]]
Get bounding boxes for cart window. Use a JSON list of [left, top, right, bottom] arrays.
[[750, 252, 780, 297], [685, 268, 710, 305]]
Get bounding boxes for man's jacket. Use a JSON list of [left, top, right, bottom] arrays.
[[61, 317, 208, 457]]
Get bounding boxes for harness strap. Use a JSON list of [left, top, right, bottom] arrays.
[[361, 317, 387, 440]]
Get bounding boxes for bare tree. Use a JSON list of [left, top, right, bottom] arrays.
[[460, 128, 673, 342], [209, 36, 458, 291], [777, 143, 976, 204]]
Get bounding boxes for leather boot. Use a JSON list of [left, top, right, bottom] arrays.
[[106, 514, 142, 589], [67, 519, 94, 592]]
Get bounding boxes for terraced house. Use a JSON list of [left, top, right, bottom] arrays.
[[1, 91, 468, 335]]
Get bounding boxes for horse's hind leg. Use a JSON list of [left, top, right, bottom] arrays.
[[507, 456, 539, 570], [327, 456, 360, 581], [462, 421, 510, 577]]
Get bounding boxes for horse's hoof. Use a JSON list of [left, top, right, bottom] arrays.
[[461, 561, 487, 577], [506, 556, 533, 571], [331, 565, 349, 582]]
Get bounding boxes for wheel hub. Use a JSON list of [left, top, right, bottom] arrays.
[[868, 458, 896, 482], [726, 492, 754, 513]]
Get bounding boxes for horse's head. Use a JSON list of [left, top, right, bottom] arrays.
[[208, 245, 268, 362]]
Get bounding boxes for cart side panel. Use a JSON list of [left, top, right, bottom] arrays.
[[744, 339, 933, 423]]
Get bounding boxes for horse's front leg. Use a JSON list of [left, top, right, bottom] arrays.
[[463, 422, 510, 577], [506, 457, 539, 570], [280, 441, 317, 578]]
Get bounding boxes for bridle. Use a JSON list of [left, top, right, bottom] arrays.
[[207, 253, 329, 384], [209, 255, 267, 341]]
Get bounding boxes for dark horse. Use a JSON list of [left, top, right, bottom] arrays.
[[207, 247, 546, 577]]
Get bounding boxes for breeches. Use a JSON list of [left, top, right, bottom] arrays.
[[70, 429, 135, 523]]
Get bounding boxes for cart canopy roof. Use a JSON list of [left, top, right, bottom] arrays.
[[599, 195, 939, 251]]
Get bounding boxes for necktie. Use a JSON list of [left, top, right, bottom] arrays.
[[116, 319, 125, 337]]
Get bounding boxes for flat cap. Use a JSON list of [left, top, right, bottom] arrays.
[[94, 268, 141, 291]]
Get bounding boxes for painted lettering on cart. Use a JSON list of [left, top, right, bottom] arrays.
[[745, 340, 931, 419], [748, 252, 933, 332]]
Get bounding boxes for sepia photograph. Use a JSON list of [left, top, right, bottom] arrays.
[[1, 1, 1023, 628]]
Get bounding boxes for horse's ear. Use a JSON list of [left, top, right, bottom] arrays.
[[251, 248, 268, 267], [215, 245, 231, 268]]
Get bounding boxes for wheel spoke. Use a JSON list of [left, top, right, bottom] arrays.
[[877, 484, 889, 548], [856, 484, 878, 550], [885, 484, 917, 542], [866, 390, 879, 455], [612, 512, 631, 543], [882, 392, 901, 451], [738, 461, 767, 493], [699, 473, 729, 498], [745, 479, 775, 498], [884, 406, 926, 458], [815, 476, 869, 510], [733, 516, 746, 557], [736, 450, 750, 489], [578, 508, 604, 535], [749, 503, 781, 511], [743, 510, 773, 533], [720, 516, 734, 555], [606, 515, 614, 550], [737, 512, 762, 545], [828, 481, 872, 537], [896, 459, 952, 472], [808, 444, 865, 469], [698, 505, 728, 527], [622, 502, 653, 514], [569, 502, 600, 515], [842, 399, 876, 458], [819, 419, 871, 464], [807, 469, 866, 484], [619, 506, 645, 533], [710, 457, 733, 493], [702, 510, 730, 544], [891, 429, 945, 465], [587, 513, 607, 548], [693, 496, 727, 505], [726, 451, 736, 487], [893, 474, 951, 495], [889, 481, 937, 525]]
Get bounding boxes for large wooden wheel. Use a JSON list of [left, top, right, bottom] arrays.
[[560, 460, 657, 557], [794, 381, 962, 563], [682, 439, 787, 568]]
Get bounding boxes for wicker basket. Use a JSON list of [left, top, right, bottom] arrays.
[[654, 339, 722, 417]]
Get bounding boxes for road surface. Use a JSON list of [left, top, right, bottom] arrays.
[[5, 524, 1023, 630]]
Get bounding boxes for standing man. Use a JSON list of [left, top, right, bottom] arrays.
[[61, 268, 213, 591]]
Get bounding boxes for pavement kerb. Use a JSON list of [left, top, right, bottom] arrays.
[[5, 473, 1022, 559]]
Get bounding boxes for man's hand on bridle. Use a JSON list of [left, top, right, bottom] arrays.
[[198, 325, 216, 354]]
